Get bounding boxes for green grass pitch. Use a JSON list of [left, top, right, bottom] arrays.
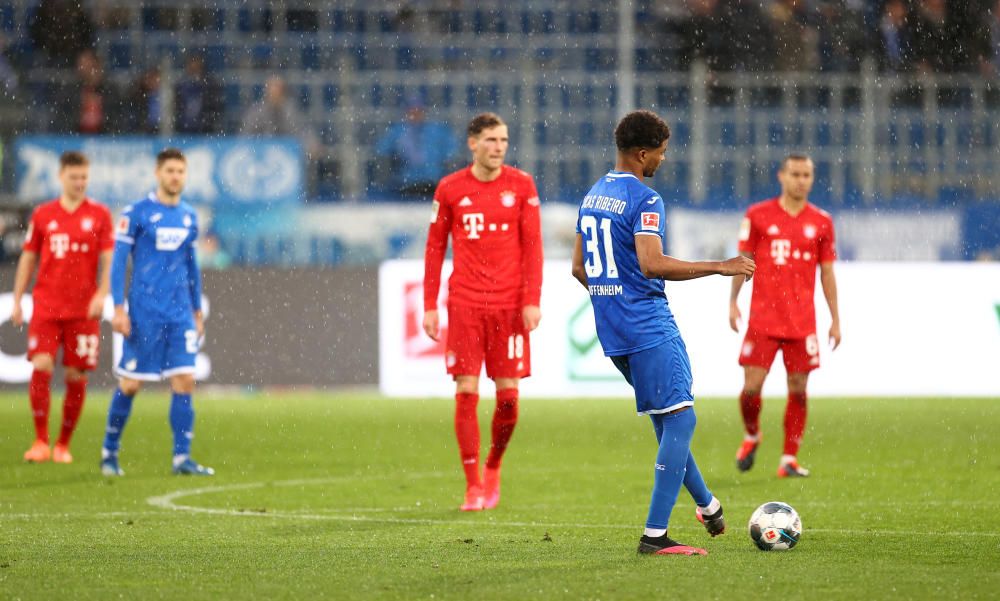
[[2, 391, 999, 600]]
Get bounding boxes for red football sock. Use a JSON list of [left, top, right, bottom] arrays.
[[783, 392, 808, 456], [739, 390, 762, 437], [29, 370, 52, 443], [454, 392, 481, 488], [57, 378, 87, 447], [485, 388, 519, 470]]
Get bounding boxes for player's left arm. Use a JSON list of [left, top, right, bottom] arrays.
[[187, 218, 204, 338], [818, 217, 840, 349], [89, 208, 116, 319], [819, 261, 840, 350], [519, 180, 543, 331], [89, 250, 113, 319]]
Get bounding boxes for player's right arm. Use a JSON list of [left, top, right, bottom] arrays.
[[12, 211, 43, 326], [11, 251, 37, 327], [635, 235, 754, 281], [728, 251, 754, 332], [729, 212, 759, 332], [111, 206, 138, 337], [422, 185, 452, 341]]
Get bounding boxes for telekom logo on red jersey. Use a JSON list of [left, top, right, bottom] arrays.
[[462, 213, 485, 239], [404, 281, 447, 358], [49, 234, 71, 259], [770, 239, 792, 265]]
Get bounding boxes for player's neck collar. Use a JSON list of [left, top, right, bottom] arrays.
[[148, 191, 182, 206], [605, 170, 638, 180]]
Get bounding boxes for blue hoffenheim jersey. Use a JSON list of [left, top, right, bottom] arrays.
[[577, 171, 680, 356], [113, 193, 201, 324]]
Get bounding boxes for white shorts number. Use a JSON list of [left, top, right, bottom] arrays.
[[75, 335, 99, 366], [507, 334, 524, 360], [185, 330, 200, 354]]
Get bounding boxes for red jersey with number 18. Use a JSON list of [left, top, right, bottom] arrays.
[[424, 165, 543, 310], [23, 199, 114, 321], [738, 198, 836, 339]]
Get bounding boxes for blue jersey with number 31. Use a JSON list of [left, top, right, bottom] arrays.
[[576, 171, 680, 356]]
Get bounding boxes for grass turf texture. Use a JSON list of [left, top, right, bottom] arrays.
[[1, 392, 999, 600]]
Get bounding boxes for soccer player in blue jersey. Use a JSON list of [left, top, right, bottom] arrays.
[[572, 110, 755, 555], [100, 148, 213, 477]]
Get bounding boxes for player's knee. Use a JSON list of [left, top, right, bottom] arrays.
[[787, 374, 809, 395], [742, 386, 762, 398], [170, 374, 196, 394], [64, 368, 87, 383], [31, 354, 55, 373], [455, 376, 479, 395], [119, 378, 142, 396]]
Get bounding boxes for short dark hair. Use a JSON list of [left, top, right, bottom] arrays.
[[156, 147, 186, 166], [781, 153, 813, 170], [615, 110, 671, 152], [467, 112, 505, 137], [59, 151, 88, 169]]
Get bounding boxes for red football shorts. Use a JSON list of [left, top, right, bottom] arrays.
[[445, 304, 530, 379], [738, 327, 820, 374], [28, 318, 101, 371]]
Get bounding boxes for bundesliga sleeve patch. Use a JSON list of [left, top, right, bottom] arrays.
[[739, 217, 751, 241], [430, 200, 440, 223], [641, 212, 660, 231], [116, 216, 130, 234]]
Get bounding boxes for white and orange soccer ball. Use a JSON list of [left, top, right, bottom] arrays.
[[748, 501, 802, 551]]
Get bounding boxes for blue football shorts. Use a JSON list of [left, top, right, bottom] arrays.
[[610, 336, 694, 416], [116, 319, 199, 381]]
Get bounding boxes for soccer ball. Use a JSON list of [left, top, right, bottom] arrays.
[[748, 501, 802, 551]]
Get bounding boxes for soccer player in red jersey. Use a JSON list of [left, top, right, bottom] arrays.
[[12, 151, 114, 464], [729, 154, 841, 478], [422, 112, 543, 511]]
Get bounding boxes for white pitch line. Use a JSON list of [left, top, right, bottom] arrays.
[[143, 477, 1000, 539]]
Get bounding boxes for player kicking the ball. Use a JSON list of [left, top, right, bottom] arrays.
[[13, 151, 114, 464], [100, 148, 213, 477], [572, 110, 755, 555], [730, 153, 840, 478], [423, 112, 543, 511]]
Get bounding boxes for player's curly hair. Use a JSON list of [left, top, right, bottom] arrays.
[[615, 110, 671, 151], [467, 112, 505, 137]]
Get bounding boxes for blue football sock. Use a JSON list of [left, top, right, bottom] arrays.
[[683, 451, 713, 508], [103, 388, 135, 454], [645, 408, 698, 530], [169, 392, 194, 457]]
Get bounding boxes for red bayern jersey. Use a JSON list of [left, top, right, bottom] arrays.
[[738, 197, 836, 339], [23, 198, 114, 320], [424, 165, 543, 310]]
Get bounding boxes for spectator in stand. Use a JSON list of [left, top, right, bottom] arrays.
[[241, 75, 318, 155], [54, 50, 122, 134], [767, 0, 818, 71], [126, 67, 163, 134], [677, 0, 734, 72], [910, 0, 951, 73], [29, 0, 95, 68], [989, 0, 1000, 76], [878, 0, 913, 73], [374, 99, 459, 198], [175, 55, 223, 134], [815, 0, 868, 72]]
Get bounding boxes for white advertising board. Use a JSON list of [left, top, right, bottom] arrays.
[[380, 260, 1000, 398]]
